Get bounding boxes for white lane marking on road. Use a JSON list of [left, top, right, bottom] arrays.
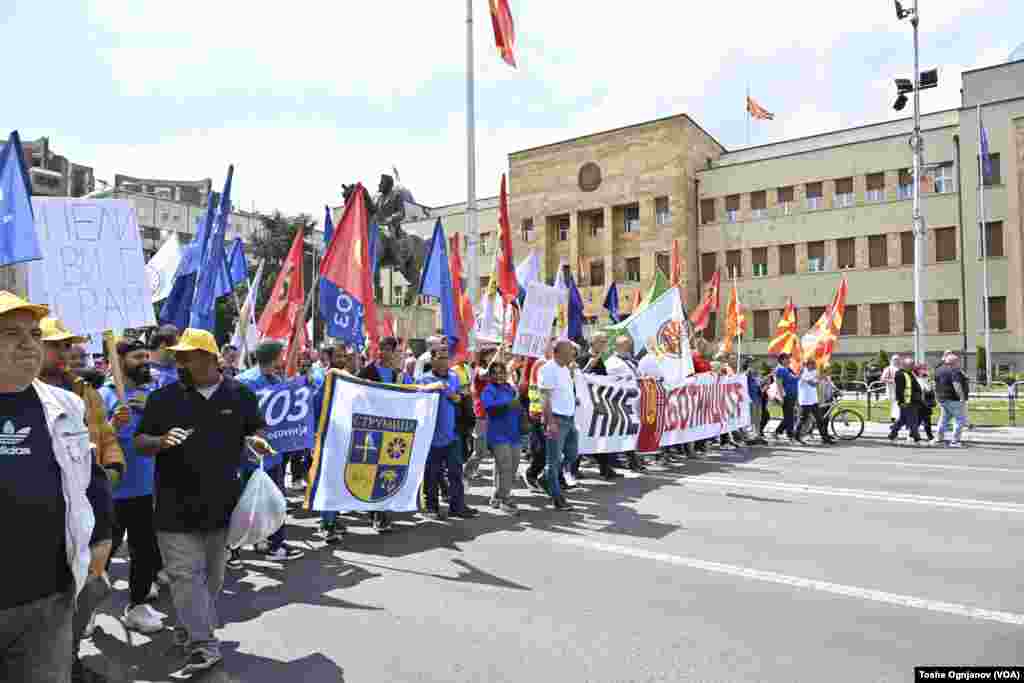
[[868, 460, 1024, 475], [682, 476, 1024, 513], [560, 538, 1024, 626]]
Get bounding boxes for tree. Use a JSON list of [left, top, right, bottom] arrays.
[[976, 345, 988, 384], [246, 211, 318, 335], [876, 349, 890, 368], [828, 361, 843, 385], [843, 360, 860, 386]]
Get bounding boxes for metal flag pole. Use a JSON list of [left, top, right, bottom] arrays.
[[746, 85, 751, 146], [464, 0, 480, 352], [910, 0, 927, 365], [312, 240, 319, 350], [734, 266, 742, 373], [977, 104, 992, 384]]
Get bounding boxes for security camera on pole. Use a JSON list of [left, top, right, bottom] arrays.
[[893, 0, 937, 365]]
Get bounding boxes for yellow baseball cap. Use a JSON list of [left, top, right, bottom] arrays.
[[0, 291, 49, 320], [167, 328, 219, 356], [40, 317, 89, 344]]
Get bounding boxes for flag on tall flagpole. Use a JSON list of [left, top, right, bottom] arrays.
[[191, 165, 234, 331], [419, 219, 461, 351], [0, 131, 43, 266], [231, 260, 264, 366], [689, 271, 721, 332], [489, 0, 517, 68], [720, 279, 747, 354], [801, 279, 848, 369], [495, 175, 518, 303], [258, 227, 305, 341], [746, 96, 775, 120]]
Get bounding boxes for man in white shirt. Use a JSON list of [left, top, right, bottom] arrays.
[[603, 335, 647, 471], [795, 358, 835, 445], [414, 335, 443, 378], [538, 339, 578, 511], [637, 336, 664, 380]]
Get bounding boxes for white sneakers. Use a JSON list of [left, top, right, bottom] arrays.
[[123, 604, 165, 634]]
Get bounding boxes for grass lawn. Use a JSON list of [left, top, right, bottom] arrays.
[[767, 399, 1016, 427]]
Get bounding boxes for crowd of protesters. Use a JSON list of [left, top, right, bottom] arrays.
[[0, 288, 975, 681]]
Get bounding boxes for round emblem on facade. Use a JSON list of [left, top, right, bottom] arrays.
[[578, 162, 602, 192]]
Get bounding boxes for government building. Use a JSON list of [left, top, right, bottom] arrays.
[[400, 54, 1023, 372]]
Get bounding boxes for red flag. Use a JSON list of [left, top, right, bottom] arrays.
[[489, 0, 517, 68], [802, 278, 848, 369], [720, 284, 747, 353], [284, 317, 309, 377], [496, 174, 518, 303], [746, 96, 775, 120], [320, 184, 379, 352], [382, 312, 396, 339], [670, 239, 683, 288], [447, 233, 474, 363], [258, 227, 305, 340], [689, 271, 721, 332]]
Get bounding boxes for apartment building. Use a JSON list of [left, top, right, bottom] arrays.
[[698, 57, 1023, 367], [1, 135, 95, 197]]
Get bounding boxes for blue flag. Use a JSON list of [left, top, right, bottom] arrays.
[[566, 268, 585, 343], [190, 165, 234, 332], [227, 237, 248, 288], [980, 124, 993, 181], [368, 222, 380, 279], [603, 282, 621, 323], [323, 205, 334, 246], [160, 212, 209, 328], [418, 219, 459, 350], [319, 200, 365, 348], [0, 131, 42, 266]]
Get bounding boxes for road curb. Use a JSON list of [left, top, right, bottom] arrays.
[[858, 434, 1021, 447]]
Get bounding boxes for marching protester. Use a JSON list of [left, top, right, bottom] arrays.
[[134, 328, 273, 675], [417, 346, 478, 520], [795, 358, 836, 446], [888, 355, 923, 444], [604, 335, 646, 471], [357, 337, 404, 532], [575, 333, 620, 479], [933, 353, 969, 447], [914, 363, 936, 442], [465, 345, 498, 481], [220, 343, 240, 380], [539, 339, 579, 511], [480, 360, 522, 514], [743, 358, 768, 445], [100, 340, 166, 635], [148, 324, 181, 389], [318, 344, 358, 542], [0, 293, 94, 683], [773, 353, 799, 442], [881, 354, 901, 426], [522, 339, 554, 492], [235, 341, 306, 562]]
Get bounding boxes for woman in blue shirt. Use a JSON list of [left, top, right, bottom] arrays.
[[480, 362, 522, 515]]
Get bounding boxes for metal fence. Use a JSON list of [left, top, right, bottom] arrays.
[[855, 379, 1023, 427]]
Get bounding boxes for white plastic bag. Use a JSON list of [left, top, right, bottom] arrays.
[[227, 468, 287, 549]]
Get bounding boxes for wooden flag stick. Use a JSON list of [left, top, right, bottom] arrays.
[[103, 331, 126, 402]]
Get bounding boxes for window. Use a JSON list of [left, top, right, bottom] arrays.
[[778, 186, 794, 215], [700, 198, 715, 224], [626, 257, 641, 282], [805, 182, 823, 209], [933, 163, 954, 193], [935, 227, 957, 262], [869, 234, 888, 268], [726, 195, 740, 223], [159, 210, 169, 223], [809, 306, 826, 325], [752, 247, 768, 277], [754, 311, 772, 339], [871, 304, 891, 335], [521, 218, 535, 242], [834, 177, 854, 208], [655, 197, 671, 225], [841, 305, 858, 336], [779, 244, 796, 275], [701, 252, 717, 282], [702, 313, 717, 341], [938, 299, 960, 333], [903, 302, 916, 333], [726, 249, 742, 278], [656, 252, 670, 277], [837, 238, 855, 269], [900, 231, 914, 265], [587, 212, 604, 238], [590, 260, 605, 287], [480, 231, 492, 254], [807, 241, 825, 272], [984, 221, 1004, 258], [866, 172, 885, 202], [155, 187, 172, 200], [982, 153, 1001, 186], [988, 296, 1007, 330], [623, 205, 640, 233], [898, 169, 913, 200], [750, 191, 767, 219], [557, 218, 569, 242]]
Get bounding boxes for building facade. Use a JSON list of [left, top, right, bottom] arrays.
[[697, 58, 1023, 369], [1, 136, 95, 197]]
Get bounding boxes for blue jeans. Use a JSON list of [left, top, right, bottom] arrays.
[[424, 442, 465, 512], [544, 415, 579, 500], [936, 399, 967, 442]]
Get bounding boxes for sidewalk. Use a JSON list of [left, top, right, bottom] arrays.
[[766, 419, 1024, 446]]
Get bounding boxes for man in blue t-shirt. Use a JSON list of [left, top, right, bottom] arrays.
[[417, 347, 478, 520], [772, 353, 800, 441], [100, 339, 166, 635]]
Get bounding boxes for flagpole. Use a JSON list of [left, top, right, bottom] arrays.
[[746, 84, 751, 146], [312, 241, 318, 350], [734, 266, 742, 373], [464, 0, 480, 352], [977, 104, 992, 384]]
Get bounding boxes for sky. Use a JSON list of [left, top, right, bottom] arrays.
[[3, 1, 1021, 217]]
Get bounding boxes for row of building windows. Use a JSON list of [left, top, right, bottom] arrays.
[[700, 222, 1005, 281], [505, 197, 675, 249], [714, 297, 1006, 342], [700, 156, 1002, 225]]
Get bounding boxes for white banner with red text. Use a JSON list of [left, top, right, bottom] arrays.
[[573, 372, 750, 455]]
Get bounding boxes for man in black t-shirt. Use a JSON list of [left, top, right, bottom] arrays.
[[134, 329, 271, 676]]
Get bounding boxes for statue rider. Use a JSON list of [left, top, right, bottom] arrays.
[[373, 174, 406, 241]]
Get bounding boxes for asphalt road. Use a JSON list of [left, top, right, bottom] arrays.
[[81, 439, 1024, 682]]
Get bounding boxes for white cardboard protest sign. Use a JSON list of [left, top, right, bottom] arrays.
[[512, 280, 559, 358], [27, 199, 156, 334]]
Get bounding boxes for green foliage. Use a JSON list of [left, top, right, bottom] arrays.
[[843, 360, 860, 384], [828, 362, 843, 382], [247, 211, 317, 323], [757, 360, 772, 377], [876, 349, 890, 368], [976, 345, 988, 383]]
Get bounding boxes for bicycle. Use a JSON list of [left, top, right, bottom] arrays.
[[797, 390, 865, 441]]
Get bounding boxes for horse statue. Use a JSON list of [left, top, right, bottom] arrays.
[[342, 174, 428, 307]]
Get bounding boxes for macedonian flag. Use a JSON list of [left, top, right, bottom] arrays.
[[768, 298, 802, 371]]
